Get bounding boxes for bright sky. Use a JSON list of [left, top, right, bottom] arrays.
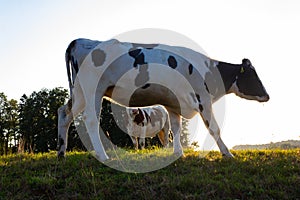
[[1, 0, 300, 149]]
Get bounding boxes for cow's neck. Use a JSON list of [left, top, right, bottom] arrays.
[[215, 61, 241, 95]]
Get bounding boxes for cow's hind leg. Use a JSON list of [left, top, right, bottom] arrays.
[[163, 116, 171, 148], [57, 96, 84, 158], [167, 110, 183, 156], [200, 105, 233, 158], [139, 127, 146, 149], [130, 136, 138, 150], [157, 130, 166, 147], [158, 119, 171, 148], [57, 101, 72, 158], [57, 104, 73, 157], [57, 83, 85, 158], [139, 137, 146, 149]]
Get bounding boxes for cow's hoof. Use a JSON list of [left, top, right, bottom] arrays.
[[174, 150, 184, 157], [57, 151, 66, 159], [222, 152, 234, 158], [100, 155, 109, 162], [91, 151, 110, 162]]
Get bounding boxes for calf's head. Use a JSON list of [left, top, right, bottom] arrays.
[[129, 108, 145, 126]]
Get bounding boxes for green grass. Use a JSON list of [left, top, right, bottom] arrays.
[[1, 149, 299, 200]]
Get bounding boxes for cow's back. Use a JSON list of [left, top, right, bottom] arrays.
[[143, 106, 168, 137]]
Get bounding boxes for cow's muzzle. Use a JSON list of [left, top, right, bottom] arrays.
[[258, 94, 270, 102]]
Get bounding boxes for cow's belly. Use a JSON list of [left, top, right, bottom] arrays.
[[105, 84, 199, 119]]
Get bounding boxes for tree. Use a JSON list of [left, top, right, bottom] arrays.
[[19, 94, 34, 153], [6, 99, 19, 153], [0, 93, 19, 155], [0, 92, 8, 155], [19, 88, 71, 153]]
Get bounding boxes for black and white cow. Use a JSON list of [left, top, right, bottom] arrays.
[[57, 38, 269, 161], [126, 105, 171, 149]]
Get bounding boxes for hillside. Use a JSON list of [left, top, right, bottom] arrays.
[[1, 149, 299, 199], [232, 140, 300, 150]]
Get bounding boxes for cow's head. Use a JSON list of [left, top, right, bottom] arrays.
[[230, 59, 269, 102]]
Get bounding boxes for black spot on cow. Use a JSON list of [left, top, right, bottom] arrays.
[[91, 49, 106, 67], [167, 55, 177, 69], [129, 48, 141, 58], [190, 93, 197, 103], [195, 93, 201, 102], [204, 82, 209, 93], [135, 64, 150, 87], [188, 64, 194, 75], [133, 108, 145, 126], [204, 120, 210, 128], [141, 83, 150, 89], [134, 53, 146, 68], [143, 110, 151, 124], [199, 104, 204, 112], [128, 48, 147, 68]]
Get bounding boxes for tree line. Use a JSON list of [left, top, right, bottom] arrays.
[[0, 88, 81, 155], [0, 88, 189, 155]]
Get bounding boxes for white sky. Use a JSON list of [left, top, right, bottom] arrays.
[[1, 0, 300, 149]]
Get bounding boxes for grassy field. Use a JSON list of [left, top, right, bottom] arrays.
[[1, 149, 299, 200]]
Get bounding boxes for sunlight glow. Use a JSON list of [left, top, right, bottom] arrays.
[[1, 0, 300, 148]]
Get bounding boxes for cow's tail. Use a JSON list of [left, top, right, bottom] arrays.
[[65, 40, 76, 98]]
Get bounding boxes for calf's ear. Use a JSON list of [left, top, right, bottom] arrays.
[[132, 108, 138, 113], [137, 108, 143, 114]]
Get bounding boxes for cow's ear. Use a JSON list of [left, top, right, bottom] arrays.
[[242, 58, 251, 67], [241, 58, 251, 73]]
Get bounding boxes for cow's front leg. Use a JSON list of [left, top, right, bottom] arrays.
[[83, 98, 109, 161], [168, 111, 183, 156], [200, 106, 233, 158]]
